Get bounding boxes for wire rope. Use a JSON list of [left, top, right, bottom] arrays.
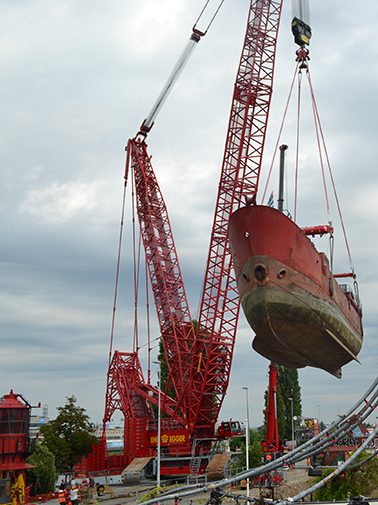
[[262, 55, 357, 291], [132, 166, 139, 353], [142, 0, 225, 133], [294, 68, 302, 222], [307, 63, 332, 229], [134, 231, 143, 352], [261, 63, 299, 204], [107, 151, 129, 366], [193, 0, 225, 35], [307, 65, 355, 276], [146, 253, 151, 384]]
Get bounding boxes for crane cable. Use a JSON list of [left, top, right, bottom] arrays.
[[133, 186, 143, 355], [306, 64, 356, 277], [140, 0, 225, 134], [261, 62, 299, 205], [107, 150, 130, 368], [145, 246, 152, 385], [261, 56, 356, 282], [307, 65, 332, 228], [293, 67, 302, 223], [194, 0, 225, 35]]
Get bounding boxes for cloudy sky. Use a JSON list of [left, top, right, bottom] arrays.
[[1, 0, 378, 432]]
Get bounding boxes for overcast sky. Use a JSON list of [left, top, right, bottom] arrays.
[[1, 0, 378, 432]]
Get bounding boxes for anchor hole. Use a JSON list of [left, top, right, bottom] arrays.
[[277, 269, 287, 279], [254, 263, 267, 281]]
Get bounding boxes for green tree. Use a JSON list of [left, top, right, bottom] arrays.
[[157, 338, 175, 401], [40, 395, 98, 474], [26, 442, 56, 495], [313, 452, 378, 500], [263, 366, 302, 441], [277, 366, 301, 440], [229, 431, 262, 471]]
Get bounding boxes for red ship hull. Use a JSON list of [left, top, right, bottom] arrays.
[[228, 205, 363, 378]]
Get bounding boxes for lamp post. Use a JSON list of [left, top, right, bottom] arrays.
[[289, 397, 294, 449], [242, 387, 250, 497], [153, 361, 161, 488], [317, 404, 321, 433]]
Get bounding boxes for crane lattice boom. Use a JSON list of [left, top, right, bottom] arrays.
[[102, 0, 284, 476], [190, 0, 283, 438]]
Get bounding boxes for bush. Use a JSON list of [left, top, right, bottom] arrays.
[[312, 451, 378, 500], [230, 431, 263, 472], [26, 442, 56, 495]]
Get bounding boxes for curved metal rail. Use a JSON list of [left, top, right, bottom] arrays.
[[138, 375, 378, 504]]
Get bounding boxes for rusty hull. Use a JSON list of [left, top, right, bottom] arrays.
[[228, 205, 363, 377]]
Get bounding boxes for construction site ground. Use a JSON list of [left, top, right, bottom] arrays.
[[41, 469, 378, 505], [38, 469, 333, 505]]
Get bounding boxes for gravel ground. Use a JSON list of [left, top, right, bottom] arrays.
[[67, 469, 314, 505], [41, 469, 325, 505]]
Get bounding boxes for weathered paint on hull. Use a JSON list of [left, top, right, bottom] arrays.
[[242, 256, 361, 377], [228, 205, 363, 377]]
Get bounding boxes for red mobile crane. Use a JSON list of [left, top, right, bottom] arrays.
[[100, 0, 284, 480], [261, 363, 287, 457]]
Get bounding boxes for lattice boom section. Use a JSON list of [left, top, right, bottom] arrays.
[[103, 351, 153, 422], [129, 139, 195, 418], [191, 0, 283, 434], [131, 140, 190, 328]]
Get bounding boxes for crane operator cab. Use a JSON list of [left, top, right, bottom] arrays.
[[217, 420, 242, 438], [291, 0, 312, 47]]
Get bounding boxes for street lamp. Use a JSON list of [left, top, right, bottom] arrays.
[[317, 404, 321, 433], [242, 387, 250, 497], [289, 397, 294, 449], [153, 361, 161, 488]]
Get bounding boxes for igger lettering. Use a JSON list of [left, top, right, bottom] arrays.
[[169, 435, 186, 443], [150, 434, 186, 444]]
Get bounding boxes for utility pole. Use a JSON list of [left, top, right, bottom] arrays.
[[289, 397, 294, 449], [153, 361, 161, 487], [242, 387, 250, 497]]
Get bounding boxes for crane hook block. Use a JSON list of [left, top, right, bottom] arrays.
[[292, 17, 312, 47]]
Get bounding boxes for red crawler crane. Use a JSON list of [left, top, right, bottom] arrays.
[[101, 0, 284, 479]]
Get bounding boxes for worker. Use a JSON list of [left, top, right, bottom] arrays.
[[58, 490, 66, 505], [89, 477, 95, 493], [70, 485, 79, 505]]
